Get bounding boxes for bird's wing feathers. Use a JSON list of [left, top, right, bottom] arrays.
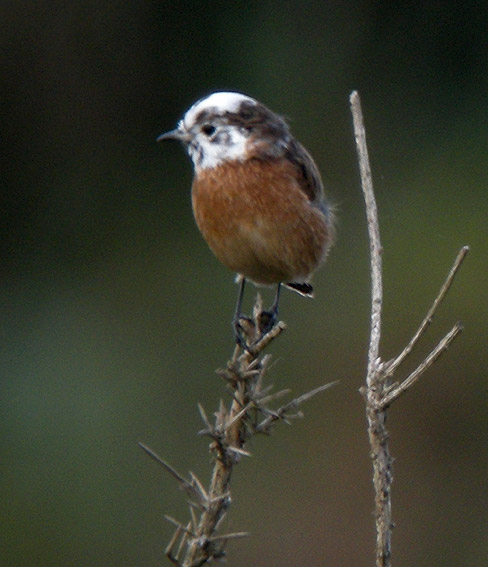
[[285, 139, 325, 204]]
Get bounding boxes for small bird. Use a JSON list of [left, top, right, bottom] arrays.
[[158, 92, 334, 345]]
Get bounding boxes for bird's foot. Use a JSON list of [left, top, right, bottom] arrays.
[[232, 315, 256, 350], [233, 311, 280, 352], [257, 309, 278, 336]]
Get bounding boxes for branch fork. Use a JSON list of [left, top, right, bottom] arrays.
[[351, 90, 468, 567]]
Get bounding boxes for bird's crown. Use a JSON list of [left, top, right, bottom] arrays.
[[161, 92, 292, 170]]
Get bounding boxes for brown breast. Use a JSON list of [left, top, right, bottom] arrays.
[[192, 158, 332, 285]]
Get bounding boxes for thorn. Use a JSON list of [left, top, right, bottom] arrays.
[[257, 388, 292, 406], [225, 403, 252, 429], [197, 427, 219, 439], [246, 357, 264, 371], [197, 403, 213, 430], [189, 472, 209, 503], [241, 368, 262, 378], [290, 381, 339, 407], [256, 381, 338, 432], [216, 399, 228, 421], [164, 515, 196, 537], [189, 505, 198, 531], [204, 491, 231, 512], [210, 531, 250, 542], [138, 442, 201, 500], [216, 367, 234, 382], [165, 523, 183, 560], [213, 509, 228, 532], [227, 446, 252, 457], [177, 522, 192, 559]]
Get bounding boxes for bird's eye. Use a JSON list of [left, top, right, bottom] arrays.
[[201, 124, 216, 136]]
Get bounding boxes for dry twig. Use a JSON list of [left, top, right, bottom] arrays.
[[141, 298, 335, 567], [350, 90, 468, 567]]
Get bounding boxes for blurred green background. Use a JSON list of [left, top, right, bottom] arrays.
[[2, 2, 487, 566]]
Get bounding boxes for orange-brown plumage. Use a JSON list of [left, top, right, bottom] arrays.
[[158, 91, 335, 344], [192, 158, 332, 286]]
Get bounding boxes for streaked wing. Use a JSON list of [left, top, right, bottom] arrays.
[[284, 139, 324, 204]]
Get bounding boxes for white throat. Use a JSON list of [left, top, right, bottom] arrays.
[[188, 125, 250, 170]]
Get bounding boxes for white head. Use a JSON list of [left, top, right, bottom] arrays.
[[158, 91, 291, 171]]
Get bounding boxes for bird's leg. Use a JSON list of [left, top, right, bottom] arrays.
[[232, 277, 255, 347], [258, 283, 281, 335]]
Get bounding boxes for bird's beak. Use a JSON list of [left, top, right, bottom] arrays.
[[157, 128, 191, 143]]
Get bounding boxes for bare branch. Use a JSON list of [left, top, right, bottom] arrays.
[[380, 322, 463, 407], [385, 246, 469, 377], [350, 90, 383, 382], [350, 90, 467, 567], [351, 90, 393, 567]]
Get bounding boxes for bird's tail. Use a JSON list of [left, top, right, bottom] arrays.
[[285, 282, 314, 298]]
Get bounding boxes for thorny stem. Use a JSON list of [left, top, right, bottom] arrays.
[[142, 295, 335, 567], [182, 358, 251, 567], [350, 90, 466, 567]]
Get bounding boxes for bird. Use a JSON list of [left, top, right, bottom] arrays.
[[158, 91, 334, 346]]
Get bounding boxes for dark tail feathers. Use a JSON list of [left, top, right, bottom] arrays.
[[285, 282, 314, 297]]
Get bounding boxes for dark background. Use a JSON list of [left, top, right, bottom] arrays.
[[2, 2, 487, 566]]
